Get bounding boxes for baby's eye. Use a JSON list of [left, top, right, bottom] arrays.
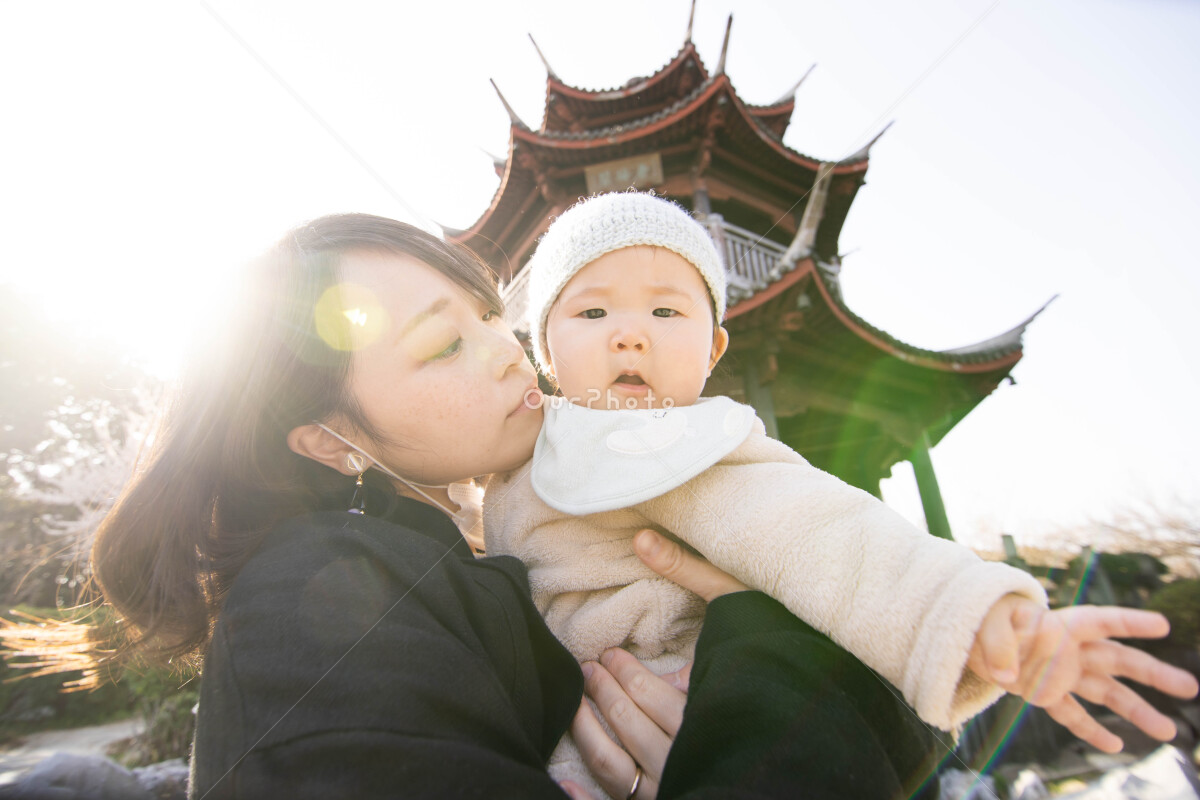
[[429, 338, 463, 361], [652, 308, 679, 318], [581, 308, 607, 319]]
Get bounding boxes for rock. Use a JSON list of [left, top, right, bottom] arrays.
[[938, 768, 996, 800], [0, 752, 150, 800], [3, 707, 55, 725], [131, 759, 188, 800], [1056, 745, 1200, 800], [1009, 768, 1050, 800]]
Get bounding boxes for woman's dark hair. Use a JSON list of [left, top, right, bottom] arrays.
[[86, 214, 502, 667]]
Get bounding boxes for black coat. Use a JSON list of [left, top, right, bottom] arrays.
[[190, 497, 940, 799]]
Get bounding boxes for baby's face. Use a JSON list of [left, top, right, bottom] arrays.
[[545, 246, 728, 410]]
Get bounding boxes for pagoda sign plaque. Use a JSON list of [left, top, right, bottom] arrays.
[[584, 153, 663, 194]]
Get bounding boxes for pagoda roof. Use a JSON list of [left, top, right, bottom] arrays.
[[521, 73, 857, 168], [454, 24, 871, 263], [743, 64, 815, 141], [745, 97, 795, 140], [540, 43, 710, 133], [725, 255, 1046, 374], [456, 73, 866, 261]]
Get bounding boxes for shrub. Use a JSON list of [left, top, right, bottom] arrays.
[[1, 605, 197, 762], [1146, 579, 1200, 650]]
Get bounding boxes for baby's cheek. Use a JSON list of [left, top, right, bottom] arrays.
[[552, 373, 590, 403]]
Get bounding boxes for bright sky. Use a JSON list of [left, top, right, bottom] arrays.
[[2, 1, 1197, 548]]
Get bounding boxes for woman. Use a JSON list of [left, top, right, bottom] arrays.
[[85, 214, 940, 799]]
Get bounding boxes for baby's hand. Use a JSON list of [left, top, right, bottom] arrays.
[[968, 594, 1199, 753]]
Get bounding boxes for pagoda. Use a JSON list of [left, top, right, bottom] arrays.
[[447, 8, 1046, 540]]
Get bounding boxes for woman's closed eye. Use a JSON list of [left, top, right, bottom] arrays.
[[429, 338, 463, 361]]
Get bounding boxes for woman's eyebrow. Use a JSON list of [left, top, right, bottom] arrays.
[[399, 297, 450, 338]]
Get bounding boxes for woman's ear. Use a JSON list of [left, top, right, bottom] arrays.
[[708, 326, 730, 374], [287, 423, 359, 476]]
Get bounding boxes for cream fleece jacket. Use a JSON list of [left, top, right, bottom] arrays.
[[484, 397, 1046, 792]]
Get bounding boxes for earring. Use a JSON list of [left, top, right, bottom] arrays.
[[346, 452, 367, 515]]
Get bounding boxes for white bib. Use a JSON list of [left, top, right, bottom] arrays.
[[531, 395, 757, 515]]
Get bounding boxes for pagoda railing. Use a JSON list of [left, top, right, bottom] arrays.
[[702, 215, 789, 292], [501, 261, 534, 332], [498, 216, 789, 330]]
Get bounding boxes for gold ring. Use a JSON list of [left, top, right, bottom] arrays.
[[625, 764, 643, 799]]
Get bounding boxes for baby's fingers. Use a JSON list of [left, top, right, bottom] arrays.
[[1062, 606, 1170, 642], [1075, 671, 1178, 742], [1044, 695, 1124, 754], [1087, 640, 1200, 699], [976, 606, 1020, 685]]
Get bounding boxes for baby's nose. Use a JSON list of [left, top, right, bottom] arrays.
[[612, 329, 648, 351]]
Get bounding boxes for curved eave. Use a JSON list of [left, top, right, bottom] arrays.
[[746, 100, 794, 139], [939, 296, 1056, 357], [721, 80, 862, 173], [808, 266, 1025, 372], [446, 130, 530, 255], [725, 260, 1026, 374], [540, 45, 709, 133], [746, 99, 795, 122], [517, 76, 864, 177], [547, 43, 708, 102]]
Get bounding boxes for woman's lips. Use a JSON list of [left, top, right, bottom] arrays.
[[510, 381, 542, 416]]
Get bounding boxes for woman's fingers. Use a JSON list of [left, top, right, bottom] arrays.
[[558, 779, 597, 800], [599, 648, 687, 735], [574, 651, 694, 798], [633, 529, 747, 602], [582, 660, 671, 789], [570, 698, 654, 799], [660, 660, 692, 694]]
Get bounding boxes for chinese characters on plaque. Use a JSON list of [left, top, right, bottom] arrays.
[[584, 153, 664, 194]]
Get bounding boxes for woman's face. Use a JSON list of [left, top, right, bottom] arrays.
[[338, 250, 543, 485]]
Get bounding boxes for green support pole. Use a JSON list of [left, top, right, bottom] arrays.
[[743, 360, 779, 440], [909, 431, 953, 540]]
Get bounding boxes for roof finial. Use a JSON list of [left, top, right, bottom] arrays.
[[773, 63, 816, 105], [481, 147, 506, 169], [938, 296, 1058, 357], [528, 34, 559, 81], [715, 14, 733, 75], [684, 0, 697, 43], [489, 78, 529, 130], [840, 120, 894, 163]]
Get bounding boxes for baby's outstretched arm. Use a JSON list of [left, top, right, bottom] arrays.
[[967, 595, 1199, 753]]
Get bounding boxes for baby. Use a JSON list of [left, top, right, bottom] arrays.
[[483, 192, 1194, 795]]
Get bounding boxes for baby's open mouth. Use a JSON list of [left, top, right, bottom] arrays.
[[614, 374, 646, 385]]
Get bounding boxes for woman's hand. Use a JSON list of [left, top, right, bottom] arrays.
[[633, 528, 747, 601], [561, 530, 748, 799], [563, 649, 686, 799]]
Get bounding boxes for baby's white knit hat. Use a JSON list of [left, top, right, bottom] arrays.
[[526, 191, 727, 372]]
